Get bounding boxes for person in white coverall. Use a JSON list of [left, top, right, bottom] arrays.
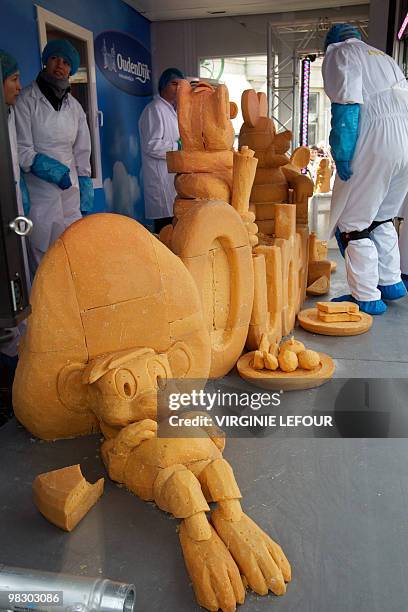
[[139, 67, 184, 234], [15, 39, 93, 276], [0, 50, 29, 369], [323, 24, 408, 314]]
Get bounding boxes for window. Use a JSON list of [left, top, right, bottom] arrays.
[[199, 56, 267, 141], [308, 92, 319, 146], [37, 7, 102, 187]]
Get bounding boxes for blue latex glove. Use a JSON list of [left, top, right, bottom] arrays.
[[19, 173, 30, 215], [335, 160, 353, 181], [78, 176, 94, 212], [59, 172, 72, 190], [31, 153, 72, 190], [329, 103, 360, 181]]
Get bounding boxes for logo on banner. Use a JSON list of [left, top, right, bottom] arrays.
[[95, 31, 152, 96]]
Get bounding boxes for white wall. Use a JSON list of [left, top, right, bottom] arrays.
[[151, 4, 370, 88]]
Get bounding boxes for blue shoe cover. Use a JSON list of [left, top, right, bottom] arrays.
[[331, 294, 387, 315], [378, 281, 407, 301]]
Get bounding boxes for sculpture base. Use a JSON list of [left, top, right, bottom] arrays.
[[237, 351, 335, 391], [297, 307, 373, 336]]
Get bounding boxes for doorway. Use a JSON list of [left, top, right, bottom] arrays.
[[36, 6, 102, 187]]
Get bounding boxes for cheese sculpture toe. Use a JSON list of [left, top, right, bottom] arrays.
[[298, 349, 320, 370], [278, 350, 298, 372], [279, 336, 305, 355], [33, 465, 104, 531]]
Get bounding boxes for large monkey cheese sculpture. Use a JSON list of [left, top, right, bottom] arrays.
[[13, 214, 291, 612]]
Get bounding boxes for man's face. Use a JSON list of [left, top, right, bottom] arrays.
[[160, 79, 181, 107], [3, 72, 21, 106], [46, 56, 71, 80]]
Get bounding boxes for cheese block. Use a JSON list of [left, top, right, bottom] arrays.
[[33, 465, 104, 532], [167, 150, 234, 174], [316, 301, 359, 314], [318, 312, 362, 323], [306, 275, 329, 296]]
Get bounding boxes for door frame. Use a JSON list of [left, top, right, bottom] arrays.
[[36, 5, 103, 188]]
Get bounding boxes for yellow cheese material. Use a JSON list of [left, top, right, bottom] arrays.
[[319, 312, 362, 323], [33, 465, 104, 532], [258, 333, 270, 353], [317, 301, 359, 314], [167, 150, 234, 174], [279, 336, 305, 355], [252, 349, 264, 370], [278, 350, 298, 372], [257, 92, 268, 117], [306, 275, 329, 296], [298, 349, 320, 370], [175, 172, 232, 202], [290, 146, 310, 170], [263, 352, 279, 370], [229, 101, 238, 119], [241, 89, 260, 127]]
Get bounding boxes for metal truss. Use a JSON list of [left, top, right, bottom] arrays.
[[267, 17, 369, 148]]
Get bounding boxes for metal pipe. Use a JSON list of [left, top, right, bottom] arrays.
[[0, 565, 136, 612]]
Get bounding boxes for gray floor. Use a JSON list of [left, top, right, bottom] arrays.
[[1, 249, 408, 612]]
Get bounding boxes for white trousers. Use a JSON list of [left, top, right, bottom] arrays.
[[342, 222, 401, 302], [26, 177, 82, 276]]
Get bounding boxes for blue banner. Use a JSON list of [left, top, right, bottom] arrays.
[[95, 30, 152, 96]]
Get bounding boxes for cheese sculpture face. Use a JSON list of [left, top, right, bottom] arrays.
[[13, 214, 212, 440]]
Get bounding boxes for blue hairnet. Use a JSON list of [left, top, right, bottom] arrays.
[[0, 49, 19, 81], [42, 39, 80, 76], [158, 68, 184, 92], [324, 24, 362, 51]]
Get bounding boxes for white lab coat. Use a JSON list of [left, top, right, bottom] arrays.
[[323, 39, 408, 300], [15, 81, 91, 272], [8, 107, 23, 215], [138, 95, 179, 219]]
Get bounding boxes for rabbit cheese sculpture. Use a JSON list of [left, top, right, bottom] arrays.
[[164, 81, 259, 377], [13, 213, 291, 612]]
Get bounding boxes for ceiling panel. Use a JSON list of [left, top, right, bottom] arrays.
[[125, 0, 369, 22]]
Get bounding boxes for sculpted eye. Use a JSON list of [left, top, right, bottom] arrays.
[[115, 369, 137, 399], [148, 359, 168, 391]]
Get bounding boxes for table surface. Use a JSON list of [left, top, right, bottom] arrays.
[[1, 416, 408, 612]]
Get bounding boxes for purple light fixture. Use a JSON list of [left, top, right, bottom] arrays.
[[398, 11, 408, 40], [299, 57, 311, 152]]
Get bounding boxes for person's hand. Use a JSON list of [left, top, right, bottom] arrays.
[[58, 171, 72, 190], [336, 160, 352, 181]]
